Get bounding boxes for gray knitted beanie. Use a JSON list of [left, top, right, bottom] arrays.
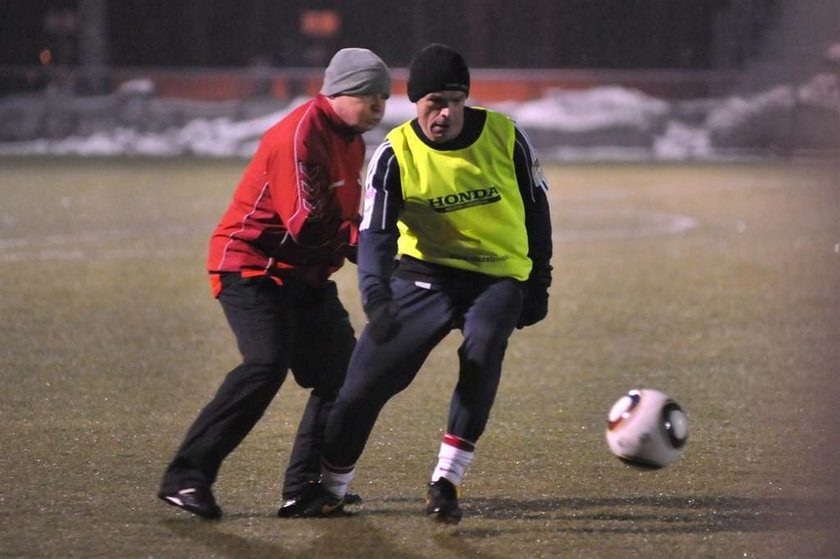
[[321, 48, 391, 98]]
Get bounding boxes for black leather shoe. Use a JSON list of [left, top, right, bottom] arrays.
[[158, 487, 222, 520], [277, 482, 352, 518], [425, 478, 462, 524]]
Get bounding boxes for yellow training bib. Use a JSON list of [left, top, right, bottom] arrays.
[[387, 109, 532, 280]]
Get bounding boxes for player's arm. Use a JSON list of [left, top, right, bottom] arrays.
[[358, 140, 403, 341], [269, 122, 351, 250], [513, 124, 553, 327]]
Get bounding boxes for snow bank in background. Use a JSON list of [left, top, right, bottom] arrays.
[[0, 70, 837, 160], [499, 86, 670, 133], [707, 72, 840, 151]]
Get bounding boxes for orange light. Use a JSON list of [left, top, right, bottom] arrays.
[[300, 10, 340, 38], [40, 48, 52, 65]]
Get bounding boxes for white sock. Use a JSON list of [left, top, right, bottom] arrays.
[[321, 462, 355, 499], [431, 433, 475, 486]]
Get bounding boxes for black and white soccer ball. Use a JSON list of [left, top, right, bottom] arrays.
[[606, 389, 688, 469]]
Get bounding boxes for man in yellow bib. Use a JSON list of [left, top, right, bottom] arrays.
[[311, 43, 552, 523]]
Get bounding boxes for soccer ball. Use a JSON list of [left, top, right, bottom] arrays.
[[605, 388, 688, 469]]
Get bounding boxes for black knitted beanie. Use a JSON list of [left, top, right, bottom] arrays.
[[407, 43, 470, 102]]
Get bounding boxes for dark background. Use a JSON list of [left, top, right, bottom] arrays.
[[2, 0, 781, 70]]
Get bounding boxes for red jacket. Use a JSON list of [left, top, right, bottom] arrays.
[[208, 95, 364, 293]]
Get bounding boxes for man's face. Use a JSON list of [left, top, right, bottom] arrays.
[[333, 93, 388, 132], [416, 91, 466, 143]]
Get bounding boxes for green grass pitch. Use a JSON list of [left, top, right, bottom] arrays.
[[1, 157, 838, 557]]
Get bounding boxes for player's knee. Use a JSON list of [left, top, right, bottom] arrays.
[[460, 332, 510, 366], [236, 360, 288, 388]]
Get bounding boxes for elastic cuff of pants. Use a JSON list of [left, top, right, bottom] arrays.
[[322, 458, 356, 475], [321, 460, 355, 499]]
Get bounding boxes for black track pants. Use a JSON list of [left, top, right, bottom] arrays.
[[160, 273, 355, 499], [323, 276, 522, 469]]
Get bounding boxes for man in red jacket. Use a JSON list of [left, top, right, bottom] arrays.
[[158, 48, 390, 520]]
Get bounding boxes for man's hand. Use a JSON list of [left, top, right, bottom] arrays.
[[366, 299, 401, 343], [517, 285, 548, 329], [343, 243, 358, 264]]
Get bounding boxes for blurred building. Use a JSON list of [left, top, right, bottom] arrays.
[[0, 0, 837, 101], [3, 0, 786, 70]]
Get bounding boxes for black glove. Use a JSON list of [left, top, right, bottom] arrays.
[[343, 243, 358, 264], [517, 285, 548, 329], [366, 299, 401, 344]]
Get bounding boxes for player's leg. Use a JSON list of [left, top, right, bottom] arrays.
[[279, 280, 356, 516], [159, 273, 292, 518], [448, 277, 522, 443], [426, 278, 522, 523], [319, 278, 455, 498]]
